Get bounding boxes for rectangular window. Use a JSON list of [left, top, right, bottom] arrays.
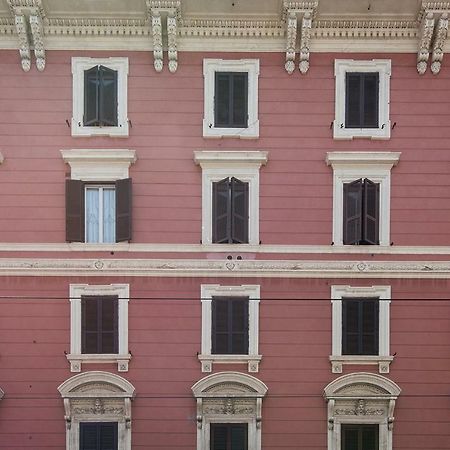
[[214, 72, 248, 128], [342, 298, 379, 355], [345, 73, 379, 129], [341, 424, 379, 450], [212, 297, 249, 355], [66, 178, 131, 243], [84, 65, 118, 127], [343, 178, 379, 245], [212, 177, 249, 244], [80, 422, 118, 450], [81, 296, 119, 354], [211, 423, 248, 450]]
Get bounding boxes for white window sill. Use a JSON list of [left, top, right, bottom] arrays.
[[71, 119, 129, 137], [198, 354, 262, 373], [67, 353, 131, 373], [330, 355, 394, 374], [333, 122, 391, 140], [202, 120, 260, 139]]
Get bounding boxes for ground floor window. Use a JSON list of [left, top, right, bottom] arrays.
[[341, 424, 378, 450], [80, 422, 118, 450], [211, 423, 248, 450]]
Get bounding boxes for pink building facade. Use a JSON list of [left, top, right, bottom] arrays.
[[0, 1, 449, 449]]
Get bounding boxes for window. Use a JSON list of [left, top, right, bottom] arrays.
[[326, 152, 400, 247], [213, 177, 249, 244], [341, 424, 378, 450], [199, 284, 261, 373], [61, 149, 136, 245], [80, 422, 118, 450], [67, 284, 130, 372], [194, 151, 268, 246], [324, 373, 401, 450], [203, 59, 259, 138], [72, 57, 128, 137], [330, 285, 393, 374], [211, 424, 248, 450], [58, 372, 135, 450], [192, 372, 268, 450], [334, 60, 391, 140]]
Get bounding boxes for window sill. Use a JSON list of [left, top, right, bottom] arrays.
[[202, 120, 259, 139], [198, 354, 262, 373], [333, 122, 391, 140], [71, 119, 129, 137], [329, 355, 394, 374], [66, 353, 131, 373]]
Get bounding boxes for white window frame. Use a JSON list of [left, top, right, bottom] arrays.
[[192, 372, 268, 450], [199, 284, 261, 373], [326, 152, 401, 247], [85, 185, 116, 244], [194, 151, 268, 246], [72, 57, 129, 137], [58, 371, 135, 450], [67, 284, 131, 372], [203, 59, 260, 139], [324, 373, 401, 450], [330, 285, 393, 374], [333, 59, 391, 140]]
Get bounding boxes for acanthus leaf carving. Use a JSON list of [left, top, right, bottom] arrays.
[[167, 13, 178, 73], [299, 11, 312, 74], [285, 12, 297, 74]]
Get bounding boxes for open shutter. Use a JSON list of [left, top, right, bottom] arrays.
[[84, 66, 100, 126], [231, 298, 249, 354], [230, 177, 249, 244], [99, 65, 118, 126], [66, 179, 85, 242], [363, 73, 379, 128], [115, 178, 132, 242], [363, 179, 380, 245], [232, 73, 248, 127], [343, 179, 362, 245], [345, 73, 362, 128], [212, 178, 231, 243]]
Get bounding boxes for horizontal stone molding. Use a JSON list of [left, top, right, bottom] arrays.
[[0, 258, 450, 278]]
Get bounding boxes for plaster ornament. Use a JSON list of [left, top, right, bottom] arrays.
[[167, 13, 178, 73], [431, 13, 449, 74], [417, 11, 435, 74], [299, 12, 312, 74], [151, 12, 163, 72], [285, 12, 298, 74]]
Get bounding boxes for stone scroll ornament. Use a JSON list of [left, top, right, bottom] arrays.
[[431, 13, 449, 74]]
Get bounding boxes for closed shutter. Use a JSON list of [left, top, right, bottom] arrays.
[[212, 178, 231, 243], [66, 179, 85, 242], [231, 298, 249, 354], [363, 73, 379, 128], [212, 297, 230, 354], [211, 424, 248, 450], [342, 299, 359, 355], [230, 178, 249, 244], [211, 424, 228, 450], [232, 73, 248, 128], [341, 424, 378, 450], [343, 179, 363, 245], [84, 66, 100, 126], [115, 178, 132, 242], [79, 422, 118, 450], [99, 66, 118, 126], [215, 73, 231, 127], [362, 299, 379, 355], [363, 179, 380, 245], [345, 73, 362, 128], [99, 423, 118, 450]]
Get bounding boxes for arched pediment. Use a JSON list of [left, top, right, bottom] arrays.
[[58, 371, 135, 399], [324, 372, 401, 400], [192, 371, 268, 398]]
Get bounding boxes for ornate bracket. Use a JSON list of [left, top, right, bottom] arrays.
[[282, 1, 318, 74], [417, 11, 435, 74], [147, 1, 181, 73], [431, 13, 449, 74], [7, 0, 46, 72]]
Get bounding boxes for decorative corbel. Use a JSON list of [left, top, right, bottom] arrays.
[[431, 13, 449, 74], [327, 399, 335, 430], [63, 398, 71, 430], [151, 11, 163, 72], [285, 12, 298, 74], [417, 11, 435, 74], [124, 398, 132, 429], [167, 12, 178, 73], [256, 398, 262, 429], [196, 398, 203, 429], [29, 14, 45, 71], [13, 14, 30, 72], [387, 399, 396, 430], [299, 11, 313, 74]]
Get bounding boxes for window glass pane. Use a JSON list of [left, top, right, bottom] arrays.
[[103, 188, 116, 243], [363, 73, 379, 128], [99, 66, 118, 126], [346, 74, 361, 128], [86, 188, 100, 243], [84, 67, 99, 126], [232, 73, 248, 127], [215, 73, 231, 127]]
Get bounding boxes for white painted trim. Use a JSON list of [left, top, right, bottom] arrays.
[[194, 151, 268, 246], [71, 57, 129, 137], [203, 59, 260, 139], [330, 285, 392, 374], [326, 152, 401, 247], [333, 59, 391, 140], [58, 371, 135, 450], [199, 284, 261, 373], [68, 284, 130, 372]]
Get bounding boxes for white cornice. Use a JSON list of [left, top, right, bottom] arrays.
[[326, 152, 401, 168], [194, 151, 268, 168], [0, 258, 449, 278]]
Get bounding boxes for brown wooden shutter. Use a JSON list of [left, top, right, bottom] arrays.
[[362, 299, 379, 355], [343, 179, 363, 245], [212, 178, 231, 243], [66, 179, 85, 242], [215, 73, 231, 127], [212, 297, 229, 354], [84, 66, 100, 126], [211, 424, 248, 450], [345, 73, 362, 128], [101, 296, 119, 354], [115, 178, 132, 242], [231, 297, 249, 354], [80, 422, 118, 450], [99, 65, 118, 126], [232, 73, 248, 128], [363, 179, 380, 245], [99, 422, 118, 450], [363, 73, 379, 128], [81, 296, 99, 354], [230, 177, 249, 244]]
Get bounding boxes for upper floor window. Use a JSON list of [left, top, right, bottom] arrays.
[[72, 57, 128, 137], [334, 60, 391, 140], [203, 59, 259, 139]]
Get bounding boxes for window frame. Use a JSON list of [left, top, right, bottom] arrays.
[[199, 284, 261, 373], [334, 59, 391, 140], [330, 285, 393, 374], [67, 284, 131, 372], [203, 59, 259, 139], [326, 152, 401, 247], [194, 151, 268, 247], [72, 57, 129, 137]]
